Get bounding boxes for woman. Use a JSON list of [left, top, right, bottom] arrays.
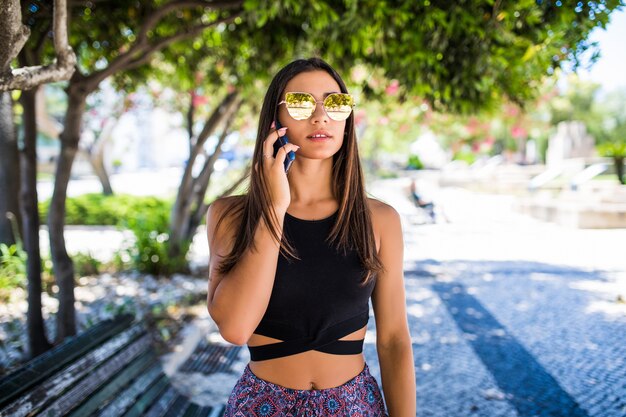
[[206, 57, 416, 416]]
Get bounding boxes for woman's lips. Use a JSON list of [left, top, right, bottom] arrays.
[[307, 130, 332, 141]]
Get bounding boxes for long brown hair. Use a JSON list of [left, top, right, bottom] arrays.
[[214, 57, 383, 287]]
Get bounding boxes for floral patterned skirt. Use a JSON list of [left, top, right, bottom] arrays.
[[223, 361, 389, 417]]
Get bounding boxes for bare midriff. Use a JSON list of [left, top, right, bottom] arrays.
[[247, 325, 368, 390]]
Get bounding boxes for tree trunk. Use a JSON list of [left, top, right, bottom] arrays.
[[87, 149, 113, 195], [185, 102, 242, 238], [168, 92, 239, 259], [49, 79, 86, 342], [0, 91, 21, 245], [87, 142, 113, 195], [20, 86, 52, 357], [615, 156, 624, 185], [86, 116, 118, 195]]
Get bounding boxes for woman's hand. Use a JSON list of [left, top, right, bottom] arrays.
[[259, 121, 299, 212]]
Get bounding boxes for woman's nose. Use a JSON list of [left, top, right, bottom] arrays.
[[310, 101, 329, 123]]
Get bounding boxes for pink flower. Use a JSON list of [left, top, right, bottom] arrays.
[[505, 104, 520, 117], [354, 109, 367, 125], [385, 80, 399, 96], [511, 125, 527, 139], [351, 67, 367, 83], [192, 94, 208, 107], [465, 117, 481, 135]]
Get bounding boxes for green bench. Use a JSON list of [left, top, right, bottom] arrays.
[[0, 314, 226, 417]]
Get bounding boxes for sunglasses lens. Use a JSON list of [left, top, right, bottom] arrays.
[[324, 93, 354, 121], [285, 92, 316, 120]]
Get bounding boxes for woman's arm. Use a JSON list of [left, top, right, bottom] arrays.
[[206, 198, 285, 345], [208, 126, 297, 345], [371, 202, 416, 416]]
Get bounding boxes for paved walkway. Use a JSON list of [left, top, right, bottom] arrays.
[[163, 175, 625, 416], [32, 169, 626, 415]]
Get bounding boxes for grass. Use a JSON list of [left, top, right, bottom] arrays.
[[36, 172, 54, 181], [591, 174, 620, 182]]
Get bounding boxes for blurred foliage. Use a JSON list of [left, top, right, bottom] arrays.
[[0, 243, 27, 302], [39, 193, 171, 227], [589, 88, 626, 159], [313, 0, 623, 113], [407, 155, 425, 170], [38, 193, 188, 275], [19, 0, 619, 115], [116, 211, 191, 276], [18, 0, 624, 177], [72, 252, 102, 277], [453, 148, 478, 165], [544, 76, 626, 155], [544, 76, 626, 182], [597, 141, 626, 158]]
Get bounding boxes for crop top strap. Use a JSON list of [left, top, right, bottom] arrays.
[[248, 310, 369, 361]]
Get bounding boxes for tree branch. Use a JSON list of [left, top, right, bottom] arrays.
[[0, 0, 76, 91], [135, 0, 243, 47], [195, 162, 250, 232], [53, 0, 71, 66], [491, 0, 503, 23], [34, 20, 53, 59], [86, 11, 242, 90], [0, 0, 31, 72]]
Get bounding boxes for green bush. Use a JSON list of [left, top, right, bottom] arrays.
[[39, 194, 193, 275], [0, 243, 27, 302], [453, 150, 477, 165], [597, 141, 626, 158], [73, 251, 101, 277], [39, 194, 172, 227], [407, 154, 424, 170], [116, 211, 190, 276]]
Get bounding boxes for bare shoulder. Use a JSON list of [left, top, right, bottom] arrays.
[[366, 197, 400, 225], [206, 195, 245, 249], [366, 197, 402, 254], [207, 195, 245, 221]]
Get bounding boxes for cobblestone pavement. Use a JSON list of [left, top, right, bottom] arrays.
[[167, 175, 626, 417], [372, 176, 626, 417]]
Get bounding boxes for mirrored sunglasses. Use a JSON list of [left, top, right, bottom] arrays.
[[278, 92, 355, 121]]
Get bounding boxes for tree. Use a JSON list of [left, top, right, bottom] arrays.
[[137, 0, 625, 262], [7, 0, 621, 346], [590, 89, 626, 184], [43, 0, 243, 341], [0, 0, 75, 90], [0, 0, 76, 244], [547, 76, 625, 184], [313, 0, 623, 113], [0, 0, 76, 357]]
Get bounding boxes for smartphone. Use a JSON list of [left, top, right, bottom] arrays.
[[273, 120, 296, 173]]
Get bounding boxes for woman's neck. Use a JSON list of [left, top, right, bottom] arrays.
[[287, 158, 334, 206]]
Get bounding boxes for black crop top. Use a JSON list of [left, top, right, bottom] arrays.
[[248, 209, 376, 361]]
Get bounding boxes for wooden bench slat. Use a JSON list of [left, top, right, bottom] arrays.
[[161, 395, 191, 417], [66, 351, 157, 417], [205, 404, 226, 417], [182, 403, 200, 417], [1, 323, 147, 417], [35, 332, 152, 417], [97, 364, 164, 417], [121, 374, 170, 417], [144, 386, 178, 417], [1, 314, 228, 417], [0, 314, 134, 407]]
